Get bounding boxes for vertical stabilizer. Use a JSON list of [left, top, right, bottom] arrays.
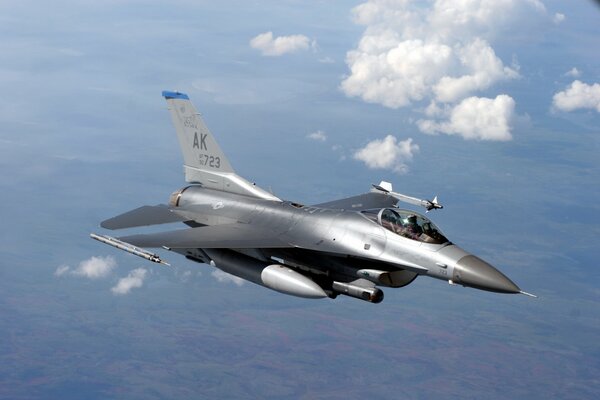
[[162, 91, 280, 201]]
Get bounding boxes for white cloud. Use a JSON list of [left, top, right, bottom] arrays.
[[307, 130, 327, 141], [417, 95, 515, 141], [211, 269, 245, 286], [553, 13, 565, 24], [353, 135, 419, 174], [340, 0, 552, 141], [341, 38, 454, 108], [552, 80, 600, 113], [565, 68, 581, 78], [340, 0, 542, 110], [70, 255, 117, 279], [111, 268, 147, 295], [54, 265, 70, 277], [250, 31, 312, 56], [432, 38, 519, 103]]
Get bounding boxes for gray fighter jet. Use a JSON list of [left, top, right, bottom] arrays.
[[92, 91, 535, 303]]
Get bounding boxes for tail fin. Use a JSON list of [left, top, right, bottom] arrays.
[[162, 91, 280, 201]]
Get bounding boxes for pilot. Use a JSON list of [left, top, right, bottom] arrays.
[[405, 214, 423, 238], [390, 213, 405, 234], [381, 210, 400, 233]]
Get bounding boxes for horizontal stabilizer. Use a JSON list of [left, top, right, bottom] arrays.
[[313, 192, 398, 211], [101, 204, 187, 230], [118, 223, 293, 249]]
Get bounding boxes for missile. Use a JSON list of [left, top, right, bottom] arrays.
[[372, 183, 443, 211], [90, 233, 170, 266]]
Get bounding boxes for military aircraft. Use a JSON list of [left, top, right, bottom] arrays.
[[92, 91, 535, 303]]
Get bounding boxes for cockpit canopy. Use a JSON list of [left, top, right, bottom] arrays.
[[362, 208, 449, 245]]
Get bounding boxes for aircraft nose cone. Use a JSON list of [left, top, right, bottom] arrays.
[[453, 255, 520, 294]]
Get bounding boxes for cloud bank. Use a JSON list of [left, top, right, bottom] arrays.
[[341, 0, 548, 141], [553, 80, 600, 113], [418, 95, 515, 141], [111, 268, 147, 295], [250, 32, 312, 56], [354, 135, 419, 174]]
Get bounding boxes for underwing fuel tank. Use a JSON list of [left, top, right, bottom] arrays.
[[202, 249, 327, 299]]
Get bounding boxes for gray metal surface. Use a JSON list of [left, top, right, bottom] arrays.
[[164, 92, 280, 201], [91, 90, 531, 303], [453, 255, 520, 293], [203, 249, 327, 299], [313, 192, 398, 211], [119, 223, 292, 249], [101, 204, 186, 230]]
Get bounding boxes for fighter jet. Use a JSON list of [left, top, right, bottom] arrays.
[[92, 91, 534, 303]]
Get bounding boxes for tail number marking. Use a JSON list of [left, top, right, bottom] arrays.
[[184, 116, 198, 129], [197, 154, 221, 169]]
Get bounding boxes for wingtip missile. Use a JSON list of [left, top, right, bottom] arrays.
[[90, 233, 171, 266], [425, 196, 443, 211], [372, 183, 390, 193], [372, 183, 444, 211]]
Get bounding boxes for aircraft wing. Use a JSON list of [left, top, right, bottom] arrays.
[[101, 204, 188, 230], [312, 192, 397, 211], [118, 223, 293, 249]]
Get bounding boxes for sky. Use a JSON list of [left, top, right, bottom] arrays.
[[1, 0, 599, 399]]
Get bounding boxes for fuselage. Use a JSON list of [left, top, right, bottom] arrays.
[[170, 185, 520, 295], [95, 91, 526, 304]]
